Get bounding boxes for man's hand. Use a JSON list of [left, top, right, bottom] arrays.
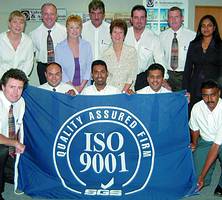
[[185, 92, 190, 103], [197, 175, 204, 191], [125, 89, 135, 95], [162, 79, 172, 91], [15, 141, 25, 154], [66, 89, 76, 96], [190, 142, 196, 152]]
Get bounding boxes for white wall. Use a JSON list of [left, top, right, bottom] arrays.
[[0, 0, 142, 33]]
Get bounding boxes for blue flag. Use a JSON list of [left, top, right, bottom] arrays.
[[18, 86, 197, 199]]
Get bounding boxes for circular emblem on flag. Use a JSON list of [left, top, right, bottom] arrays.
[[53, 106, 154, 196]]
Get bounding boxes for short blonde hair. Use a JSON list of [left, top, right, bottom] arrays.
[[8, 10, 26, 23], [66, 15, 82, 29]]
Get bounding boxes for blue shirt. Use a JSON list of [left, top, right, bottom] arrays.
[[55, 38, 92, 83]]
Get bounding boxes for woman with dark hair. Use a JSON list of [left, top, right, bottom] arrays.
[[182, 15, 222, 109], [101, 19, 138, 93]]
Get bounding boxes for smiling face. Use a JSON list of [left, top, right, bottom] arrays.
[[201, 18, 215, 38], [8, 16, 25, 34], [67, 21, 82, 39], [42, 5, 57, 29], [2, 78, 24, 103], [111, 27, 125, 44], [147, 69, 164, 92], [202, 87, 220, 111], [45, 63, 62, 87], [131, 9, 147, 32], [168, 10, 183, 31], [92, 64, 108, 89], [89, 8, 104, 28]]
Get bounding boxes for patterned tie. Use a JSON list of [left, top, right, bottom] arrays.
[[47, 30, 55, 63], [170, 32, 179, 70], [8, 105, 16, 157]]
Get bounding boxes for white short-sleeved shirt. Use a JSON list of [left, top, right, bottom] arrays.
[[159, 26, 196, 72], [38, 82, 78, 94], [137, 86, 171, 94], [125, 27, 167, 78], [81, 84, 120, 95], [189, 98, 222, 144], [0, 90, 26, 190], [0, 91, 25, 140], [30, 22, 67, 63], [82, 20, 111, 59]]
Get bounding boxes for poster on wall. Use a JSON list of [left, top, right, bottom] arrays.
[[143, 0, 188, 34], [21, 8, 67, 21]]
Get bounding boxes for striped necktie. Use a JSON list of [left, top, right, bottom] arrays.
[[170, 32, 179, 70], [47, 30, 55, 63], [8, 105, 16, 157]]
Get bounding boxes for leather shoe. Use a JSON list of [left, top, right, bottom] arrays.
[[0, 194, 4, 200], [214, 185, 222, 196]]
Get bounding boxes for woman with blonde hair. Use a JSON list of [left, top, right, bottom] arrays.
[[55, 15, 92, 93], [0, 10, 34, 77]]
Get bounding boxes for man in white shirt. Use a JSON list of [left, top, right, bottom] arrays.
[[137, 63, 171, 94], [0, 69, 28, 200], [39, 62, 78, 96], [189, 80, 222, 196], [81, 60, 120, 95], [30, 3, 66, 84], [159, 6, 196, 91], [125, 5, 168, 91], [81, 0, 111, 59]]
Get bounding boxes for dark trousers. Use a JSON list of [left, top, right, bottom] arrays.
[[134, 71, 149, 91], [167, 70, 183, 91], [0, 145, 10, 194], [37, 62, 47, 85]]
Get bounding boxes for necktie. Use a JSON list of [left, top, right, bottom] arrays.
[[170, 32, 179, 70], [72, 58, 81, 86], [47, 30, 55, 63], [8, 105, 16, 157], [53, 88, 56, 92]]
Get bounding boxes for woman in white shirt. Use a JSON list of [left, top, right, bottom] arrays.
[[0, 10, 34, 78]]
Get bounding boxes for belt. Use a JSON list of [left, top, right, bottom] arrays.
[[168, 70, 183, 74], [37, 62, 47, 65]]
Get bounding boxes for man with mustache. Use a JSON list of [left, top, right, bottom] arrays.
[[189, 80, 222, 196]]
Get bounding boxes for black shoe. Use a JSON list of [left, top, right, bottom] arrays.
[[0, 194, 4, 200], [214, 185, 222, 196]]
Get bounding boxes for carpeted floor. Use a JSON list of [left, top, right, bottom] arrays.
[[3, 161, 221, 200]]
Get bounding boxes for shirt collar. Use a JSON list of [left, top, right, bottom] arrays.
[[93, 83, 107, 92], [42, 22, 57, 32], [170, 25, 183, 35], [0, 91, 13, 109]]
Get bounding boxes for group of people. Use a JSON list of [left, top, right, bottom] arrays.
[[0, 0, 222, 199]]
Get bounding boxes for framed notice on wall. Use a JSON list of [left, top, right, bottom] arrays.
[[143, 0, 188, 34]]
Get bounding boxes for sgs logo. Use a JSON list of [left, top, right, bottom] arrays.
[[53, 106, 154, 196], [84, 189, 122, 196]]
